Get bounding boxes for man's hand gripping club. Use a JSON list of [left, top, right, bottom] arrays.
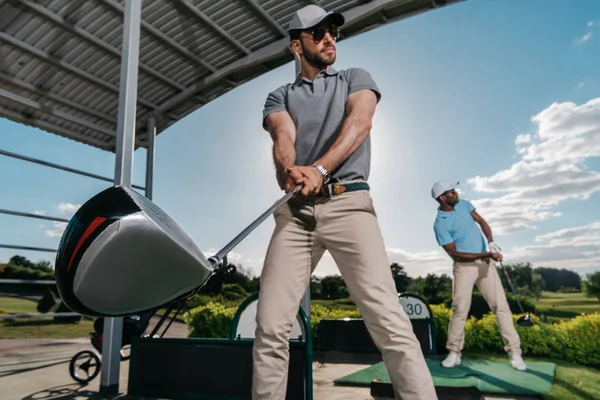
[[285, 165, 324, 197]]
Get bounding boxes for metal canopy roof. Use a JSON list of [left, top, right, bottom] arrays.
[[0, 0, 460, 152]]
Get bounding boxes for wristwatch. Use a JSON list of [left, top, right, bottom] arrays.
[[312, 163, 331, 184]]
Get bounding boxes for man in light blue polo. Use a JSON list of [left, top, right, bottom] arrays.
[[431, 180, 527, 371]]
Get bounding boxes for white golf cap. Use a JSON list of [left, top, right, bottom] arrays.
[[431, 180, 459, 199], [287, 5, 345, 32]]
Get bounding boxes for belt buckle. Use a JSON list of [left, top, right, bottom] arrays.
[[333, 183, 346, 196], [324, 183, 347, 198]]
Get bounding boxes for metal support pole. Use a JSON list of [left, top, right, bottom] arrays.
[[145, 117, 156, 200], [293, 53, 311, 318], [0, 244, 57, 252], [0, 208, 69, 223], [100, 0, 142, 395], [0, 148, 146, 191]]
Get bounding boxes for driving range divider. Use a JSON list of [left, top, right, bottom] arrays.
[[317, 293, 437, 355]]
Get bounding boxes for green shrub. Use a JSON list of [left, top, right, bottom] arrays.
[[554, 313, 600, 366], [430, 304, 600, 367], [37, 288, 56, 313], [184, 302, 237, 338], [220, 284, 248, 302], [185, 294, 212, 309], [430, 304, 451, 353], [1, 264, 54, 281], [183, 300, 600, 367]]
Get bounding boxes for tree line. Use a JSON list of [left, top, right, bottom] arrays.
[[2, 255, 599, 306], [204, 260, 600, 308]]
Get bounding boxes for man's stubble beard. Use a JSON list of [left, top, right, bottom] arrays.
[[301, 41, 335, 69]]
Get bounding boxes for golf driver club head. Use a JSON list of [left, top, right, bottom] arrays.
[[54, 185, 214, 317], [498, 261, 534, 328], [517, 314, 534, 327]]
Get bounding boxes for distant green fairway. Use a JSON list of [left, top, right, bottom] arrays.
[[536, 291, 600, 322], [312, 291, 600, 322], [0, 296, 93, 339], [0, 296, 38, 314]]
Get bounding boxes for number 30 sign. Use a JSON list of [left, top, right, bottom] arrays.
[[398, 293, 431, 319]]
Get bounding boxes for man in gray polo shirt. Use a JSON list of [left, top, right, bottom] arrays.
[[252, 5, 437, 400]]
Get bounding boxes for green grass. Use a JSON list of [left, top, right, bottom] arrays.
[[0, 296, 93, 339], [0, 319, 94, 339], [0, 296, 39, 314], [536, 291, 600, 322], [461, 352, 600, 400], [312, 298, 358, 311]]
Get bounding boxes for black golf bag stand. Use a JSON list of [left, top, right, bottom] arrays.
[[67, 259, 236, 384], [68, 300, 186, 384]]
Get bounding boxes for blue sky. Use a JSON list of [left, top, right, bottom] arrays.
[[1, 0, 599, 279]]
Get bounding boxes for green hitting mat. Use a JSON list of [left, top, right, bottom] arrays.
[[334, 357, 556, 396]]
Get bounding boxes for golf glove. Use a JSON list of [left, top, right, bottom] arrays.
[[489, 241, 502, 254]]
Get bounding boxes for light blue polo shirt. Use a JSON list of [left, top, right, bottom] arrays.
[[433, 200, 486, 253]]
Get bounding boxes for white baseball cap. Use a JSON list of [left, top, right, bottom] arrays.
[[431, 180, 459, 199], [287, 5, 345, 32]]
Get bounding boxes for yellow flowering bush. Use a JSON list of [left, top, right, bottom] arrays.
[[184, 300, 600, 366]]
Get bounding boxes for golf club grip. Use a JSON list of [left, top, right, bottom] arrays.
[[208, 184, 304, 266]]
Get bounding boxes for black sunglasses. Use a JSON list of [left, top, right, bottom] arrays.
[[306, 26, 340, 42]]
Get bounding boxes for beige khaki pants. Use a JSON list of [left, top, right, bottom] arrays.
[[447, 258, 522, 357], [252, 187, 437, 400]]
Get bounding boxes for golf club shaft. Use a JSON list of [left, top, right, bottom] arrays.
[[207, 185, 303, 266], [500, 261, 526, 314]]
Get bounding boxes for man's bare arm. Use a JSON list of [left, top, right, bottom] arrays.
[[265, 111, 297, 189], [442, 242, 496, 262], [470, 210, 493, 243], [314, 89, 378, 173]]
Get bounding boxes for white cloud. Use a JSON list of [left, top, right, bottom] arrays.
[[534, 221, 600, 244], [200, 248, 263, 277], [386, 248, 452, 277], [45, 221, 68, 238], [57, 202, 81, 214], [578, 32, 592, 43], [387, 248, 447, 264], [515, 133, 531, 145], [578, 82, 584, 89], [470, 196, 562, 235], [37, 202, 80, 238], [588, 21, 595, 27], [506, 221, 600, 272], [467, 97, 600, 235]]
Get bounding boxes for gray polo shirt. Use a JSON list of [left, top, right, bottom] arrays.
[[262, 67, 381, 183]]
